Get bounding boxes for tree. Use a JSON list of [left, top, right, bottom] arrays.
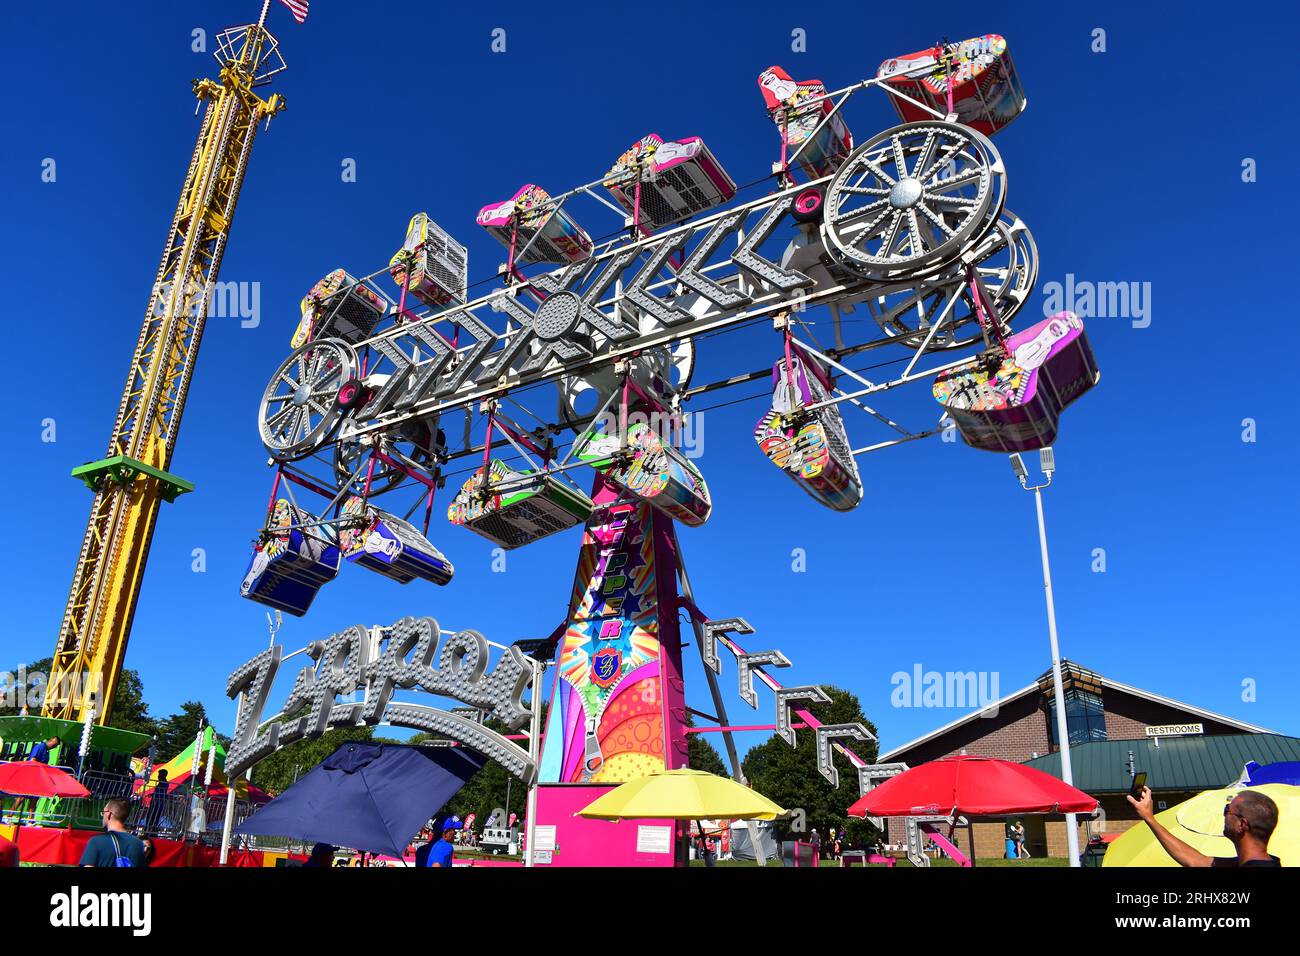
[[109, 669, 158, 739], [2, 655, 53, 717], [741, 685, 880, 847], [153, 700, 212, 762], [685, 717, 729, 777], [246, 724, 379, 795], [2, 655, 158, 740], [409, 715, 533, 828], [443, 745, 521, 826]]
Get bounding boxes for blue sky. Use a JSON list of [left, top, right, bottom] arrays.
[[3, 0, 1296, 762]]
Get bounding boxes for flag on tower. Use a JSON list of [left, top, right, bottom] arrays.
[[278, 0, 309, 23]]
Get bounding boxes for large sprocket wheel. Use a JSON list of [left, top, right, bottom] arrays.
[[557, 336, 694, 428], [556, 292, 697, 429], [332, 416, 442, 497], [823, 121, 1005, 280], [258, 337, 357, 461], [864, 210, 1037, 350]]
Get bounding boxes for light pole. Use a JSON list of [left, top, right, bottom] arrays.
[[523, 655, 544, 868], [1010, 447, 1081, 867]]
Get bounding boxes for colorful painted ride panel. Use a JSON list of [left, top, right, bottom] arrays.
[[240, 499, 341, 616], [476, 185, 594, 266], [338, 495, 454, 585], [389, 212, 469, 308], [932, 311, 1099, 452], [538, 490, 686, 784], [877, 34, 1026, 136], [757, 66, 854, 179], [290, 268, 388, 349], [604, 134, 737, 230], [575, 422, 712, 527], [754, 356, 864, 512], [447, 459, 593, 549]]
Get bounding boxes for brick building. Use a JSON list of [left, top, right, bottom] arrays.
[[875, 661, 1294, 860]]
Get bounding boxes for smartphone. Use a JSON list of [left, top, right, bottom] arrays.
[[1129, 771, 1148, 799]]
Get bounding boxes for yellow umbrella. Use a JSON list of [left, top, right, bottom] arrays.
[[1104, 784, 1300, 867], [578, 768, 786, 821]]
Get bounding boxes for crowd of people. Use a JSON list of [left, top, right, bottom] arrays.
[[0, 737, 219, 868], [3, 734, 1286, 869], [807, 827, 846, 862], [299, 816, 469, 868]]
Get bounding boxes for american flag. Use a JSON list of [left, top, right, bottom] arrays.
[[278, 0, 309, 23]]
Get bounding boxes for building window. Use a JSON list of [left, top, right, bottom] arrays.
[[1047, 689, 1107, 745]]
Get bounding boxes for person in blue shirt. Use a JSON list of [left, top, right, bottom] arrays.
[[79, 798, 147, 867], [10, 737, 62, 820], [424, 818, 461, 868], [28, 737, 61, 764]]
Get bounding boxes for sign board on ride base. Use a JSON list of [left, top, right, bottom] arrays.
[[531, 787, 680, 866]]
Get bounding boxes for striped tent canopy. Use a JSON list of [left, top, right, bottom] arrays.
[[132, 726, 270, 802]]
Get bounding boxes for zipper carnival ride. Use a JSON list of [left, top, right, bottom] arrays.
[[237, 34, 1099, 866]]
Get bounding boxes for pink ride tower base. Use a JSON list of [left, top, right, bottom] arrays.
[[532, 787, 681, 867], [531, 479, 690, 866]]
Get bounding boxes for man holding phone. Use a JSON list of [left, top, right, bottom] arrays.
[[1127, 785, 1281, 867]]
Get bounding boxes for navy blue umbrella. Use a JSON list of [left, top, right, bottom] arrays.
[[235, 741, 486, 858]]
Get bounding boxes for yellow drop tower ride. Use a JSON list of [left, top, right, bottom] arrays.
[[44, 4, 286, 725]]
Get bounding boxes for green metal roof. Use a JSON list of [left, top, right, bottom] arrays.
[[0, 715, 150, 755], [1023, 734, 1300, 793]]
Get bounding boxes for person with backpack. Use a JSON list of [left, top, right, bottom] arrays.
[[79, 798, 147, 867]]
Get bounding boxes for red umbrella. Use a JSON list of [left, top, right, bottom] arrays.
[[847, 755, 1097, 818], [0, 761, 92, 799]]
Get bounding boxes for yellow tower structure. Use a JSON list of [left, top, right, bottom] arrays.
[[45, 5, 287, 724]]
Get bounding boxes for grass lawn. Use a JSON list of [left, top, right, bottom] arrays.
[[457, 848, 522, 861], [923, 856, 1069, 867], [690, 856, 1071, 867]]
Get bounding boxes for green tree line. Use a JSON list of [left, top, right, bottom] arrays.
[[3, 655, 227, 763]]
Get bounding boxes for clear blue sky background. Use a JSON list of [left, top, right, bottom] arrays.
[[3, 1, 1296, 762]]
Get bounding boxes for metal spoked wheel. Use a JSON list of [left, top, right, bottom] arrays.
[[972, 208, 1036, 321], [863, 210, 1037, 350], [259, 337, 357, 461], [823, 121, 1005, 280]]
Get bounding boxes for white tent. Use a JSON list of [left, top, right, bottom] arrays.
[[729, 818, 778, 862]]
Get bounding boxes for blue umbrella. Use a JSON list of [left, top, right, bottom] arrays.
[[1243, 761, 1300, 787], [235, 742, 486, 857]]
